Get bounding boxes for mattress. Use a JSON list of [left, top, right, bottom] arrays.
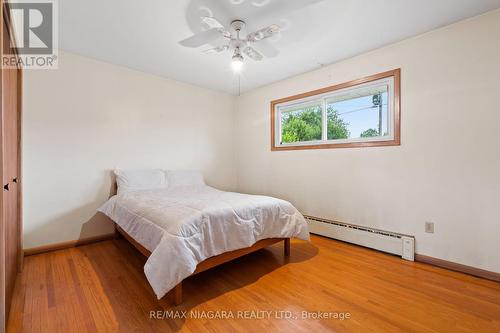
[[98, 185, 309, 299]]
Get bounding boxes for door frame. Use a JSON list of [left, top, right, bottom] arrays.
[[0, 0, 23, 331]]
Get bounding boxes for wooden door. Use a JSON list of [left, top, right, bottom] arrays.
[[1, 4, 21, 331]]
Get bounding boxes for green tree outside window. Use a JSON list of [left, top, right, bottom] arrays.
[[281, 106, 350, 143]]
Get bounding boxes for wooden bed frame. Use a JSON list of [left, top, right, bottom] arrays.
[[114, 224, 290, 305]]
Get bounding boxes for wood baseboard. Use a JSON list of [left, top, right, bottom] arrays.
[[23, 233, 115, 256], [415, 254, 500, 282]]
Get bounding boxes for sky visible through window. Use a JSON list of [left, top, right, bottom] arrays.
[[331, 91, 388, 139]]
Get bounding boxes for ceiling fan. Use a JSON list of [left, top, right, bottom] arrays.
[[179, 16, 280, 72]]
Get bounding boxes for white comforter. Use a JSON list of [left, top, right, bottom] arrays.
[[98, 185, 309, 299]]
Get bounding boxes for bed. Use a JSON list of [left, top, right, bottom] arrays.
[[98, 170, 309, 304]]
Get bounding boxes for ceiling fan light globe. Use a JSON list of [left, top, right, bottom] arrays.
[[231, 53, 244, 72]]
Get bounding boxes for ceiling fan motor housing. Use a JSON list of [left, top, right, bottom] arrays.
[[229, 20, 248, 50], [230, 20, 246, 32]]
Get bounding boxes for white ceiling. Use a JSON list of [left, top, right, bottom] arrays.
[[59, 0, 500, 95]]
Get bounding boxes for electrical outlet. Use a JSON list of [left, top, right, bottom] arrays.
[[425, 222, 434, 234]]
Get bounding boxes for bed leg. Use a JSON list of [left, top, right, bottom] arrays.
[[284, 238, 290, 257], [173, 282, 182, 306]]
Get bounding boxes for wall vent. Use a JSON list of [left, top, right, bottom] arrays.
[[305, 215, 415, 261]]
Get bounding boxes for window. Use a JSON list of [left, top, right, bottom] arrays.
[[271, 69, 400, 150], [280, 100, 322, 144]]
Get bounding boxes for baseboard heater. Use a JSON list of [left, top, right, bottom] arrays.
[[304, 215, 415, 261]]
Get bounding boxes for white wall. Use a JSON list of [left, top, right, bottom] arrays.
[[235, 10, 500, 273], [23, 50, 236, 248]]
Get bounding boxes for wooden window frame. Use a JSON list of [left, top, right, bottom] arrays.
[[270, 69, 401, 151]]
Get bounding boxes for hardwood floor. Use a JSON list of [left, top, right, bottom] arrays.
[[7, 235, 500, 332]]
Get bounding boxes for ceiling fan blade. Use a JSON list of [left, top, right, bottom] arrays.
[[179, 28, 222, 48], [246, 24, 280, 43], [203, 45, 228, 54], [243, 47, 263, 61], [201, 16, 224, 30], [251, 41, 279, 58], [201, 16, 231, 39]]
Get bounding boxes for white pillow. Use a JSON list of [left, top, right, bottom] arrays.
[[166, 170, 205, 187], [114, 169, 168, 194]]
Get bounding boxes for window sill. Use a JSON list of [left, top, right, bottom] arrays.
[[271, 138, 400, 151]]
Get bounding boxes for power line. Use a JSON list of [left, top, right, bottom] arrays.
[[337, 103, 387, 115]]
